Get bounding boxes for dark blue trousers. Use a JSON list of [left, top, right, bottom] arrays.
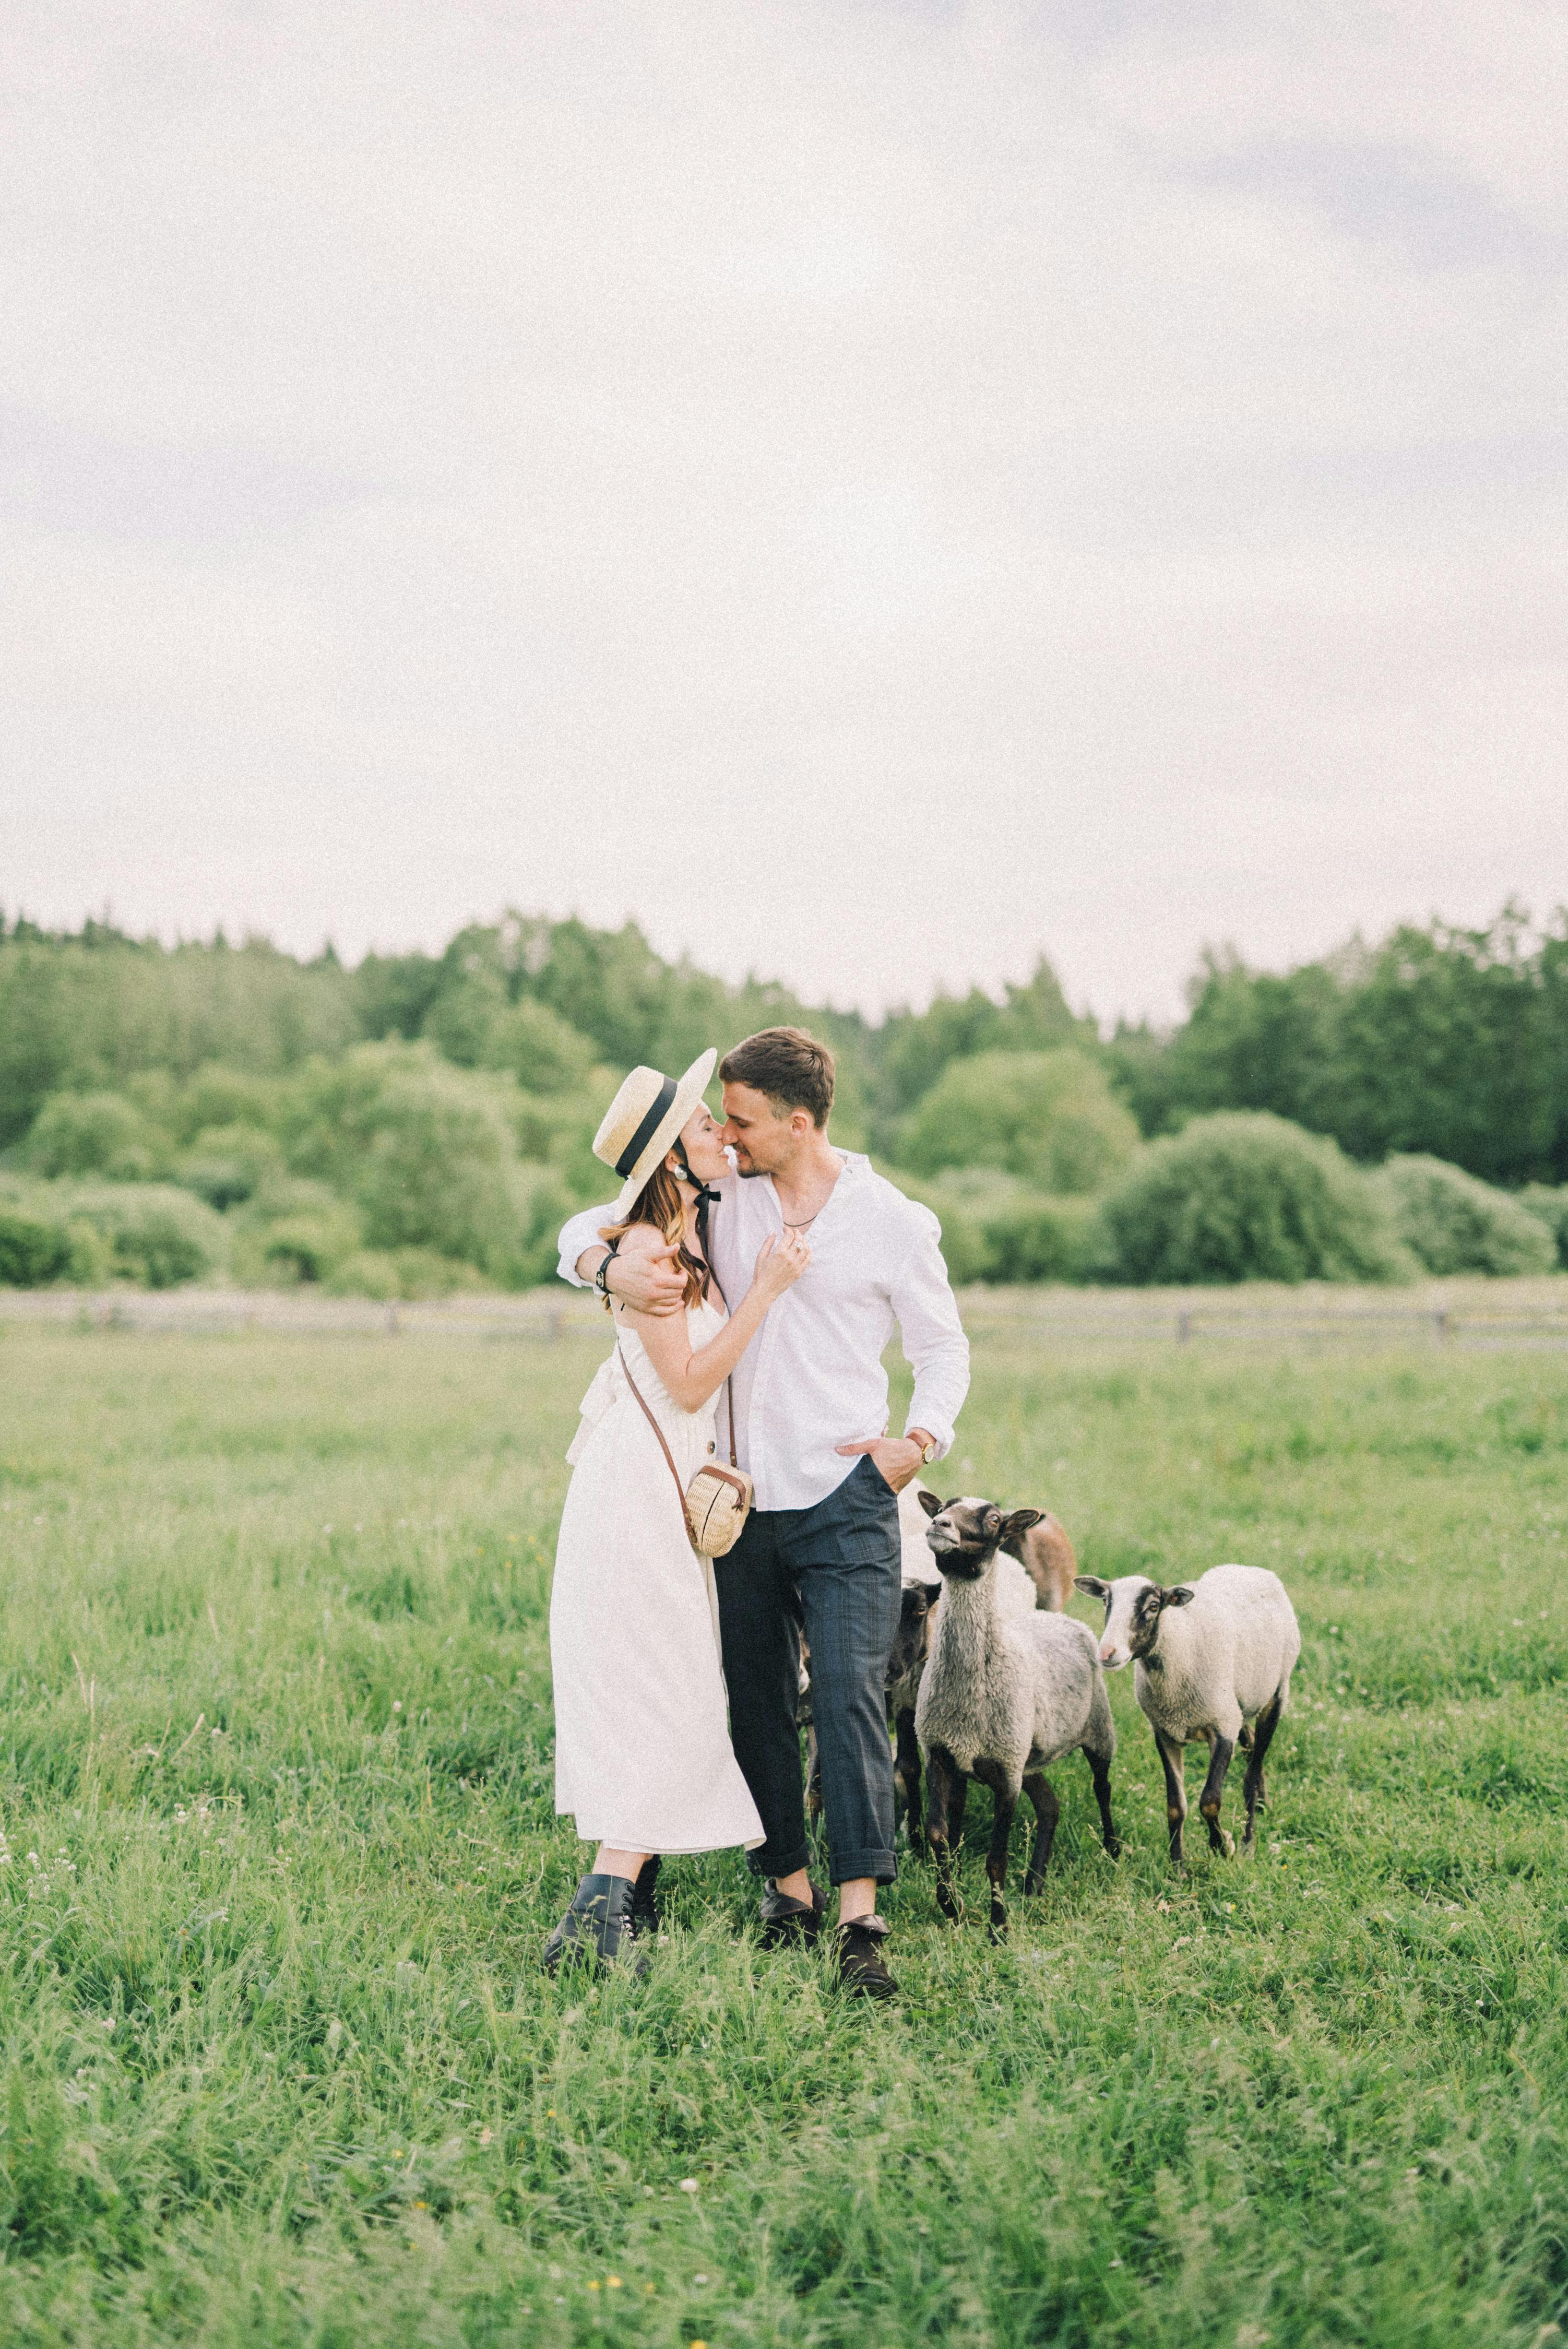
[[714, 1455, 902, 1887]]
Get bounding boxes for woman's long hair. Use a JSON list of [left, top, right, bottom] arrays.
[[599, 1162, 709, 1312]]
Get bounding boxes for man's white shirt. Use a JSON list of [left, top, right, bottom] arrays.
[[556, 1152, 970, 1513]]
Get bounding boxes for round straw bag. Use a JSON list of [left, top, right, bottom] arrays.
[[616, 1345, 753, 1557]]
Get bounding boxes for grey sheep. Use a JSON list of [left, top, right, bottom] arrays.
[[1076, 1564, 1300, 1866], [889, 1481, 1066, 1845], [915, 1493, 1119, 1936]]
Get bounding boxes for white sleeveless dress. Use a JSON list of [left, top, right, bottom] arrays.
[[550, 1299, 764, 1855]]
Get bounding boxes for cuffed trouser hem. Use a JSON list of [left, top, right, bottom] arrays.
[[746, 1842, 812, 1882], [828, 1847, 897, 1889]]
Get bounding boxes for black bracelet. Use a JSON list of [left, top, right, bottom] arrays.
[[594, 1243, 619, 1299]]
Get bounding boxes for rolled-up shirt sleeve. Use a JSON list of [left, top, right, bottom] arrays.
[[893, 1206, 970, 1458], [556, 1200, 619, 1287]]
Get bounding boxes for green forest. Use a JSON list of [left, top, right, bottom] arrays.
[[1, 905, 1565, 1294]]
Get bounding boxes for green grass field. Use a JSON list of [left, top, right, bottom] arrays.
[[1, 1302, 1566, 2347]]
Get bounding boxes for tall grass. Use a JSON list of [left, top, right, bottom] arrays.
[[0, 1313, 1565, 2344]]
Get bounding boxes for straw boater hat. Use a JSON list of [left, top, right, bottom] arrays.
[[594, 1048, 718, 1222]]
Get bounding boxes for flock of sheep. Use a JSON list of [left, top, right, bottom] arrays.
[[865, 1484, 1302, 1934]]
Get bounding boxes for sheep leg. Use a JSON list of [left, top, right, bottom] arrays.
[[1198, 1734, 1237, 1858], [1242, 1695, 1282, 1847], [1156, 1729, 1188, 1868], [892, 1705, 923, 1847], [1021, 1770, 1059, 1893], [1086, 1746, 1120, 1859], [948, 1769, 969, 1846], [924, 1744, 965, 1922], [972, 1758, 1018, 1941]]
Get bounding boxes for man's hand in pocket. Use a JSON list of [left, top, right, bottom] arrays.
[[836, 1435, 925, 1494]]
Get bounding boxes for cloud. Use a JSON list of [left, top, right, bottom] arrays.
[[1, 0, 1565, 1021]]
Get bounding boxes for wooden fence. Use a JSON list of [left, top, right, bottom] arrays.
[[3, 1282, 1565, 1349]]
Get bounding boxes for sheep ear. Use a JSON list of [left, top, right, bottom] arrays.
[[1075, 1575, 1110, 1601], [1160, 1585, 1196, 1609], [1000, 1508, 1043, 1544], [917, 1488, 943, 1520]]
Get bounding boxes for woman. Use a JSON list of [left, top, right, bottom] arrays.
[[543, 1048, 809, 1970]]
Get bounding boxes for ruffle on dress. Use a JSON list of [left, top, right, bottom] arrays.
[[565, 1349, 629, 1466]]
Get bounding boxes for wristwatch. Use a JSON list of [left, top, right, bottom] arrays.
[[909, 1429, 937, 1465], [594, 1245, 619, 1300]]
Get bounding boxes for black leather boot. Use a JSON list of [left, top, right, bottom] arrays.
[[630, 1855, 662, 1936], [541, 1873, 646, 1975]]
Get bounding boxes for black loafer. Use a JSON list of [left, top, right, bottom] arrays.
[[758, 1878, 826, 1949], [542, 1873, 647, 1975], [834, 1914, 898, 2001]]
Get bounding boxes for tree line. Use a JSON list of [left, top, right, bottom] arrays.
[[1106, 906, 1568, 1188], [0, 902, 1563, 1292]]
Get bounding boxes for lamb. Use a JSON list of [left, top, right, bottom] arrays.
[[1075, 1565, 1300, 1867], [916, 1493, 1119, 1936]]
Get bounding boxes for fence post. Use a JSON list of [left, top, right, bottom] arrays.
[[1433, 1308, 1450, 1344], [1176, 1310, 1192, 1345]]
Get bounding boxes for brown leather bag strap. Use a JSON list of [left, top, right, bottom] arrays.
[[616, 1340, 699, 1554]]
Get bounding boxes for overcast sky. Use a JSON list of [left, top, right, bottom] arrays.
[[3, 1, 1565, 1023]]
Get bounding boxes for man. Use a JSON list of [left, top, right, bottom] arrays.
[[556, 1025, 970, 1999]]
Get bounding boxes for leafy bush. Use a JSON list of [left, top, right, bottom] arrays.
[[508, 1088, 605, 1196], [984, 1193, 1101, 1283], [35, 1182, 228, 1287], [251, 1212, 364, 1286], [1372, 1156, 1557, 1277], [170, 1066, 289, 1144], [280, 1043, 548, 1285], [322, 1249, 403, 1300], [888, 1167, 1100, 1285], [227, 1178, 362, 1287], [507, 1163, 583, 1286], [77, 1184, 227, 1287], [1095, 1113, 1414, 1285], [887, 1167, 1015, 1284], [324, 1247, 486, 1300], [0, 1180, 117, 1286], [1519, 1184, 1568, 1268], [20, 1090, 166, 1181], [898, 1050, 1139, 1193], [0, 1208, 77, 1286], [175, 1122, 287, 1209]]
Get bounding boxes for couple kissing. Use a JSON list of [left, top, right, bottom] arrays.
[[545, 1025, 970, 2000]]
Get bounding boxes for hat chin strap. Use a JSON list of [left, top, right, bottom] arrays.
[[672, 1151, 720, 1204], [671, 1151, 721, 1278]]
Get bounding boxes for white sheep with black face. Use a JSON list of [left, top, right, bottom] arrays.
[[1075, 1565, 1300, 1867], [914, 1494, 1120, 1936]]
